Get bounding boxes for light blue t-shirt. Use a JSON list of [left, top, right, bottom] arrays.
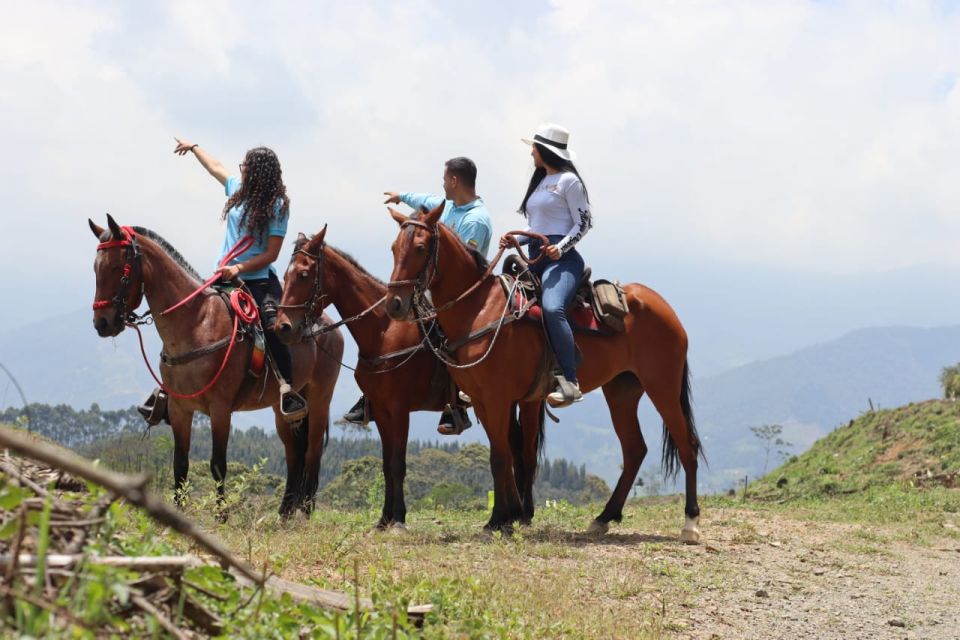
[[399, 192, 493, 257], [219, 175, 288, 280]]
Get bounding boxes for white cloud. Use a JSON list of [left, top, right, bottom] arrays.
[[2, 0, 960, 326]]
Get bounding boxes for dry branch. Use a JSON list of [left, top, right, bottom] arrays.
[[0, 426, 262, 584]]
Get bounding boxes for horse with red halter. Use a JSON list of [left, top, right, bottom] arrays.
[[384, 204, 704, 540], [89, 215, 343, 516], [274, 226, 545, 529]]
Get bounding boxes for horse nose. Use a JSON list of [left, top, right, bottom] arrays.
[[94, 317, 109, 334], [277, 320, 292, 335]]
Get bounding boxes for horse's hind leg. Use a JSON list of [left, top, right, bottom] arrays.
[[517, 401, 543, 525], [645, 363, 702, 544], [169, 404, 194, 507], [589, 372, 646, 535]]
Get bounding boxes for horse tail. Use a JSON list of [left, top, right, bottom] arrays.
[[661, 359, 704, 478]]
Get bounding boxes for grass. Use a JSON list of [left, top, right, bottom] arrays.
[[169, 496, 706, 639]]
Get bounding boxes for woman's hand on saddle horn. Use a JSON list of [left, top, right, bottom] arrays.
[[499, 234, 519, 250], [544, 245, 562, 260]]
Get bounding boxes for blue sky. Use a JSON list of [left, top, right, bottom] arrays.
[[2, 0, 959, 339]]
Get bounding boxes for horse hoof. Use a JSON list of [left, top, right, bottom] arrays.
[[586, 520, 609, 536], [680, 516, 701, 544], [389, 522, 408, 534]]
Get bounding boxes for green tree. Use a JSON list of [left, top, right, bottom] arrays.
[[750, 424, 793, 475], [941, 364, 960, 400]]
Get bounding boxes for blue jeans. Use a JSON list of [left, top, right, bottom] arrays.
[[529, 235, 585, 382]]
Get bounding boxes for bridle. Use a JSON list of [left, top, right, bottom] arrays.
[[386, 219, 546, 321], [386, 219, 440, 299], [279, 241, 386, 336], [92, 226, 147, 324]]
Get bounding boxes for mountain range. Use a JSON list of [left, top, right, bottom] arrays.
[[2, 307, 958, 491]]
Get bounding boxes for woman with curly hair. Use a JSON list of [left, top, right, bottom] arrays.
[[171, 137, 305, 419]]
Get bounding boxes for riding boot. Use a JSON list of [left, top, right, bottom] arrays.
[[546, 375, 583, 408], [343, 395, 372, 425], [437, 404, 472, 436], [137, 387, 170, 426]]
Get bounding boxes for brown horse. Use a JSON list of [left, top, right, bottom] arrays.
[[274, 226, 545, 529], [384, 205, 704, 540], [89, 215, 343, 516]]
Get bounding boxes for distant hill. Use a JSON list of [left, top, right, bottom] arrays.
[[2, 309, 959, 491], [751, 399, 960, 498], [540, 325, 960, 491]]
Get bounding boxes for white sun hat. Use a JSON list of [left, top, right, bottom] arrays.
[[521, 122, 575, 161]]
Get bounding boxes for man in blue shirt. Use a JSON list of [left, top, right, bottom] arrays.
[[384, 156, 493, 256], [344, 157, 493, 435]]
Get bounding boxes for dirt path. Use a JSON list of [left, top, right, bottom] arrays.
[[662, 509, 960, 639]]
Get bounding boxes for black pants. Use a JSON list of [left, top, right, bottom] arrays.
[[245, 273, 293, 383]]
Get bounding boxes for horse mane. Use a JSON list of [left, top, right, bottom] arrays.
[[130, 227, 204, 281], [412, 206, 489, 273], [294, 234, 386, 288]]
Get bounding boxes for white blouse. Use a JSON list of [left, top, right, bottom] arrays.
[[523, 171, 592, 254]]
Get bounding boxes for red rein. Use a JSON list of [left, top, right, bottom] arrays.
[[95, 230, 260, 399]]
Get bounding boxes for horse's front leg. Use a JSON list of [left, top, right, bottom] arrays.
[[477, 400, 524, 533], [209, 407, 231, 523], [169, 403, 194, 508], [274, 413, 305, 518]]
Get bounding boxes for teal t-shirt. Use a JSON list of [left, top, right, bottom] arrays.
[[218, 175, 288, 280], [398, 192, 493, 257]]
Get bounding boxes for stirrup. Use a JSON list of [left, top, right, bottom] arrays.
[[437, 404, 472, 436], [279, 383, 308, 423], [342, 396, 371, 426], [546, 376, 582, 408], [137, 387, 169, 426], [458, 390, 472, 405]]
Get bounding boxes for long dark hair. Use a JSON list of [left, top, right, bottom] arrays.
[[518, 143, 589, 216], [222, 146, 290, 237]]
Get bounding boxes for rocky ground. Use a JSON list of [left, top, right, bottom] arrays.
[[668, 509, 960, 639]]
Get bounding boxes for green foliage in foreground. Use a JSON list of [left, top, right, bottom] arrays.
[[0, 468, 415, 639], [2, 402, 610, 506], [751, 399, 960, 501]]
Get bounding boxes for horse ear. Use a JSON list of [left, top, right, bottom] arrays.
[[423, 202, 444, 226], [106, 213, 122, 238], [89, 218, 105, 239], [296, 232, 308, 243], [388, 207, 407, 226], [306, 225, 327, 252]]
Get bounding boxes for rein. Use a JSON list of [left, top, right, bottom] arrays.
[[160, 235, 254, 316], [387, 220, 549, 322], [278, 244, 386, 336], [95, 230, 261, 400], [387, 220, 550, 369]]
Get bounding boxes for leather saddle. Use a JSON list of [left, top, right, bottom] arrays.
[[499, 255, 620, 335]]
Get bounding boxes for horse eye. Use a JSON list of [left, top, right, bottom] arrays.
[[415, 244, 427, 253], [299, 271, 310, 279]]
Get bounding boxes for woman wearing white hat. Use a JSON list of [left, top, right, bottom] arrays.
[[500, 123, 593, 407]]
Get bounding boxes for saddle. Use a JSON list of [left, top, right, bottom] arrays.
[[499, 255, 629, 335], [137, 283, 270, 427], [493, 255, 631, 402]]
